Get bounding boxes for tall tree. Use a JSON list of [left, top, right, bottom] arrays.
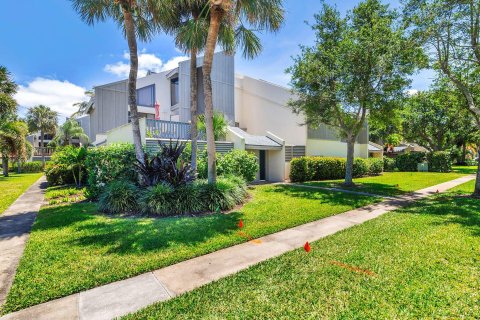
[[71, 0, 169, 165], [405, 0, 480, 195], [201, 0, 284, 184], [164, 0, 234, 171], [0, 119, 29, 177], [26, 105, 58, 168], [288, 0, 421, 186], [0, 66, 17, 118], [51, 118, 90, 147]]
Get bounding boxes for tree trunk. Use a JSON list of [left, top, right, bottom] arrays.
[[40, 130, 45, 169], [344, 137, 355, 186], [17, 158, 21, 174], [474, 146, 480, 197], [123, 6, 145, 165], [203, 4, 223, 184], [2, 154, 8, 177], [461, 142, 467, 164], [190, 47, 198, 171]]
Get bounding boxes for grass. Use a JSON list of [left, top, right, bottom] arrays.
[[0, 172, 43, 215], [2, 184, 378, 313], [123, 180, 480, 319], [44, 185, 86, 205], [452, 165, 478, 175], [301, 171, 467, 196]]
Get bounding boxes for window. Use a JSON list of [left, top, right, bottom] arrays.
[[137, 84, 155, 107], [170, 78, 179, 106]]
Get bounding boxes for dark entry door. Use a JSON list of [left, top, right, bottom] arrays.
[[259, 150, 266, 180]]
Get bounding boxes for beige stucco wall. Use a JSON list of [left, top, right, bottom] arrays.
[[306, 139, 369, 158], [234, 75, 306, 146], [106, 118, 146, 145]]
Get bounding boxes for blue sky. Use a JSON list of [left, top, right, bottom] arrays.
[[0, 0, 433, 118]]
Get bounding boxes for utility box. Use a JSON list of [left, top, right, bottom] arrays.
[[417, 162, 428, 172]]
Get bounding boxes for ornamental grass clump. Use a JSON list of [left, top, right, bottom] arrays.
[[98, 180, 139, 214]]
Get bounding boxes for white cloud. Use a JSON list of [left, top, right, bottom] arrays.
[[407, 89, 419, 96], [15, 78, 88, 117], [104, 51, 188, 78]]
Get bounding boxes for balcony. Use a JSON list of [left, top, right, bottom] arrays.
[[145, 119, 205, 140], [33, 147, 55, 156]]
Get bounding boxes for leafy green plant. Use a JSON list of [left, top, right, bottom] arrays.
[[217, 150, 258, 182], [135, 140, 195, 187], [395, 152, 426, 172], [427, 151, 452, 172], [140, 183, 174, 216], [98, 180, 139, 214], [353, 158, 369, 178], [85, 144, 137, 199], [366, 158, 384, 175], [383, 157, 396, 172], [10, 161, 44, 173], [45, 146, 87, 187], [198, 112, 228, 141]]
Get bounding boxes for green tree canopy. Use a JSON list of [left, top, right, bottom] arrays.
[[51, 118, 89, 147], [288, 0, 422, 185], [26, 105, 58, 168]]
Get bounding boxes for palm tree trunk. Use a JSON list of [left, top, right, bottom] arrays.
[[122, 5, 145, 165], [2, 154, 9, 177], [344, 136, 355, 186], [17, 158, 21, 174], [461, 142, 467, 164], [40, 130, 45, 169], [474, 145, 480, 197], [190, 47, 199, 171], [203, 4, 223, 184]]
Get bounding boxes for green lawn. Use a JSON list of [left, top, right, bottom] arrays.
[[124, 180, 480, 319], [0, 173, 43, 215], [452, 165, 478, 175], [2, 184, 377, 313], [302, 171, 467, 196]]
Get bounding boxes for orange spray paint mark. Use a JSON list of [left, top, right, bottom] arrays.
[[238, 219, 244, 229], [330, 260, 376, 276]]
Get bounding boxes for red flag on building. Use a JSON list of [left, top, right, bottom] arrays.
[[154, 101, 160, 120]]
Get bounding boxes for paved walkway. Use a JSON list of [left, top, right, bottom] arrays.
[[0, 175, 474, 320], [0, 176, 47, 306]]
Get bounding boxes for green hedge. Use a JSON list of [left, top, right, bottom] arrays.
[[85, 144, 137, 199], [383, 157, 396, 172], [45, 147, 87, 186], [290, 156, 383, 182], [427, 151, 452, 172], [198, 149, 259, 182], [395, 152, 426, 172], [10, 161, 44, 173]]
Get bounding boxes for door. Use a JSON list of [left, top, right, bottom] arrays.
[[259, 150, 266, 181]]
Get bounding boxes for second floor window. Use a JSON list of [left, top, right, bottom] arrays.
[[171, 78, 179, 106], [137, 84, 155, 107]]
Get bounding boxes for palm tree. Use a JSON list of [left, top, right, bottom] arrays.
[[0, 120, 29, 177], [71, 89, 94, 118], [26, 105, 58, 168], [71, 0, 171, 165], [201, 0, 285, 183], [51, 118, 89, 147], [164, 1, 234, 171], [198, 111, 228, 141], [0, 66, 17, 117]]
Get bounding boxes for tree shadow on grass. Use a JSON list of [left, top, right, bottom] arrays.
[[404, 194, 480, 237], [264, 185, 378, 207], [303, 181, 407, 197], [35, 202, 243, 255]]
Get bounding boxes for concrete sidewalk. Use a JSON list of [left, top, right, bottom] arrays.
[[0, 175, 474, 320], [0, 176, 47, 306]]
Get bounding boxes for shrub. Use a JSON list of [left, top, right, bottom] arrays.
[[197, 149, 259, 182], [45, 146, 88, 186], [427, 151, 452, 172], [98, 180, 139, 214], [198, 176, 248, 212], [395, 152, 426, 172], [85, 144, 137, 199], [135, 141, 195, 187], [383, 157, 396, 172], [366, 158, 384, 175], [290, 156, 377, 182], [290, 157, 310, 182], [217, 150, 259, 182], [10, 161, 44, 173], [353, 158, 369, 178], [140, 183, 174, 216]]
